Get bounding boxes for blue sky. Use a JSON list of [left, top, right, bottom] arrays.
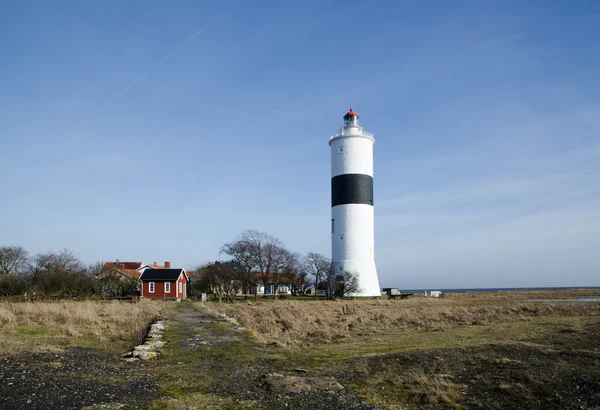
[[1, 0, 599, 288]]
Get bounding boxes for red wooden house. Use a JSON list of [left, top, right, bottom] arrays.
[[139, 268, 188, 301]]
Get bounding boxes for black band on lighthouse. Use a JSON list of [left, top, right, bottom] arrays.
[[331, 174, 373, 207]]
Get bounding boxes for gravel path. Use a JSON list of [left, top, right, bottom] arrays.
[[0, 348, 158, 409]]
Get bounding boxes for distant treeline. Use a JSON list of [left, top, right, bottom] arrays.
[[0, 246, 136, 298], [2, 230, 361, 301]]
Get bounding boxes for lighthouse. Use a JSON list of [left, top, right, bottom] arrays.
[[329, 108, 381, 297]]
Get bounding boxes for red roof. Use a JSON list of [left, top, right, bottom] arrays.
[[101, 261, 144, 279], [119, 269, 142, 279], [343, 108, 359, 118], [102, 261, 143, 271], [101, 267, 141, 279]]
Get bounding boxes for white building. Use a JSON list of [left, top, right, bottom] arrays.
[[329, 109, 381, 297]]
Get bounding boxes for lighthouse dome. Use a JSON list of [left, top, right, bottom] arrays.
[[343, 108, 360, 127]]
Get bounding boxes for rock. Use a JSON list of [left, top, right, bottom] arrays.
[[132, 351, 158, 360], [133, 344, 155, 352], [151, 322, 166, 331]]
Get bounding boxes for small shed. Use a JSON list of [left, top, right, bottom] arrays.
[[139, 268, 188, 301]]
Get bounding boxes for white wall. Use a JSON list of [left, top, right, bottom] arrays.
[[332, 204, 375, 262], [330, 126, 380, 297], [330, 134, 374, 177]]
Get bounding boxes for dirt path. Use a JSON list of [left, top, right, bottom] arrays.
[[159, 304, 379, 409]]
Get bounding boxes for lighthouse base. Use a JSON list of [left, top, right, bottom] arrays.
[[333, 259, 381, 297]]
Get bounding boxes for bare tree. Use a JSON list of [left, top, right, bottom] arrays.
[[339, 270, 362, 298], [93, 272, 137, 297], [27, 250, 89, 297], [288, 265, 309, 295], [87, 261, 105, 277], [220, 237, 256, 298], [325, 269, 362, 299], [0, 246, 29, 276], [221, 230, 294, 298], [28, 249, 83, 276], [303, 252, 331, 300], [324, 271, 339, 300], [269, 249, 300, 298], [194, 261, 241, 302]]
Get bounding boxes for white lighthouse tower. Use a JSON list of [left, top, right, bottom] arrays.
[[329, 108, 381, 297]]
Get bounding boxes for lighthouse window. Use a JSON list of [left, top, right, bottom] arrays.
[[338, 146, 343, 154], [331, 218, 335, 234], [339, 235, 344, 241]]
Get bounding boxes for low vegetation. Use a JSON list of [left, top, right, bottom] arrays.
[[448, 287, 600, 300], [1, 291, 599, 409], [0, 247, 140, 298], [0, 299, 165, 354], [208, 294, 600, 346]]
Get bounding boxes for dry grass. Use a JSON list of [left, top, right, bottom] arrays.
[[0, 300, 165, 354], [351, 366, 465, 407], [447, 288, 600, 300], [404, 370, 464, 405], [208, 296, 600, 346]]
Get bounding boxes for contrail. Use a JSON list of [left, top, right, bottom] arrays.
[[78, 0, 245, 126]]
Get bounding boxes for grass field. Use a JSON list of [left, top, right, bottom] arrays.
[[1, 290, 599, 409], [209, 289, 600, 346], [0, 299, 165, 354], [203, 289, 600, 408]]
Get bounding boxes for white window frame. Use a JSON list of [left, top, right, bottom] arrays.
[[149, 282, 155, 293], [179, 281, 182, 294], [165, 282, 170, 293]]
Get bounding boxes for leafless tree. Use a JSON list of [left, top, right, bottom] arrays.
[[303, 252, 331, 299], [87, 261, 105, 277], [339, 270, 362, 298], [288, 267, 309, 295], [28, 249, 83, 276], [221, 230, 295, 298], [220, 237, 256, 298], [0, 246, 29, 276], [194, 261, 241, 302], [93, 272, 137, 297], [27, 249, 90, 297], [325, 269, 362, 299]]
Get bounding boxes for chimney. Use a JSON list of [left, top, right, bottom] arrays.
[[153, 261, 157, 266], [164, 261, 171, 269]]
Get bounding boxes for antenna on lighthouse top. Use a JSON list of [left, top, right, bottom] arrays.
[[343, 108, 360, 127]]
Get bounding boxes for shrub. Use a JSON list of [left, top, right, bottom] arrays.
[[0, 275, 29, 296]]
